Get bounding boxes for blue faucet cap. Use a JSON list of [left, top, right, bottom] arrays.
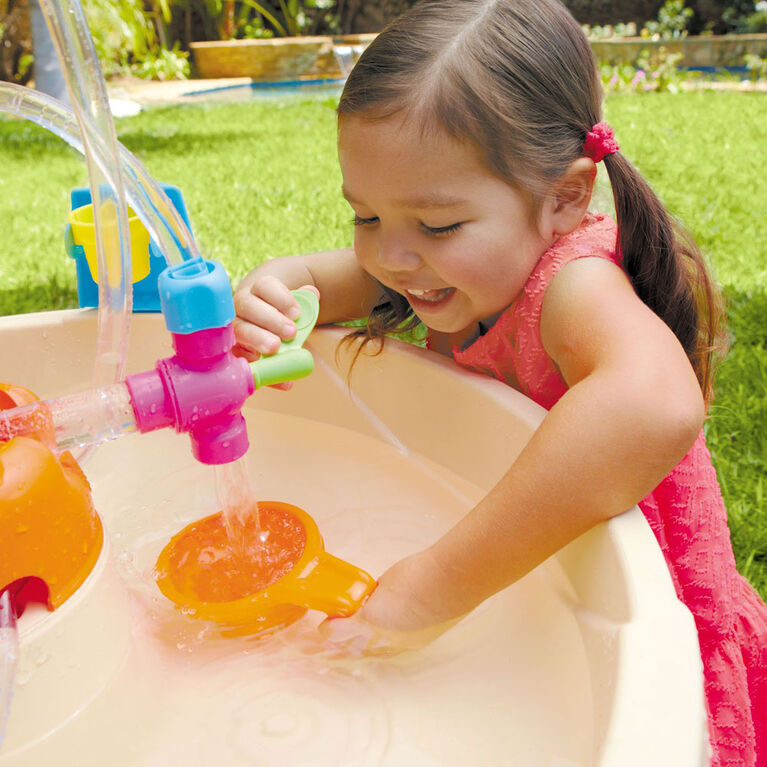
[[159, 259, 235, 334]]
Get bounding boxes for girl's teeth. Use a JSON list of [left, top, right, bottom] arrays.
[[407, 288, 452, 303]]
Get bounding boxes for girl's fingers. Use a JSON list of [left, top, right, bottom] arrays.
[[316, 617, 376, 658], [231, 342, 258, 362], [231, 316, 283, 356], [298, 283, 320, 300], [252, 275, 303, 320], [233, 297, 298, 358], [232, 276, 319, 360], [234, 294, 297, 339]]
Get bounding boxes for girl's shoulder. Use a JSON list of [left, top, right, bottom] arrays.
[[525, 212, 619, 299], [451, 213, 621, 406]]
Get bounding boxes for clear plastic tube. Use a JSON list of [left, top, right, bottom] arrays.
[[0, 384, 138, 455], [37, 0, 131, 391], [0, 589, 18, 749], [9, 0, 204, 391], [0, 83, 201, 271]]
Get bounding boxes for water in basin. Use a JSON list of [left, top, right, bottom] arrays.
[[0, 315, 705, 766], [72, 407, 592, 766]]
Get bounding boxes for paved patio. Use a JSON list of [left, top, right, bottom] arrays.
[[106, 76, 255, 106]]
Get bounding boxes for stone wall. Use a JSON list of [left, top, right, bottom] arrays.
[[591, 32, 767, 66]]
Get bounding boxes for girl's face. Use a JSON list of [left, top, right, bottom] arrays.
[[338, 114, 549, 334]]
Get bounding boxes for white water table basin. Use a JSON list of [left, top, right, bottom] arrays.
[[0, 309, 707, 767]]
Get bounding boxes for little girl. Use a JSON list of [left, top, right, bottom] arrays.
[[232, 0, 766, 762]]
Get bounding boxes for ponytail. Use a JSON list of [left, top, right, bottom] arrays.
[[604, 152, 727, 403]]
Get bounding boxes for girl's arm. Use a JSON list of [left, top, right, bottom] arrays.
[[341, 256, 705, 635], [233, 248, 384, 358]]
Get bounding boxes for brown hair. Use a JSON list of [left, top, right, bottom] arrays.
[[338, 0, 726, 401]]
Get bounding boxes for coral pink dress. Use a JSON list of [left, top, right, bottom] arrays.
[[451, 213, 767, 767]]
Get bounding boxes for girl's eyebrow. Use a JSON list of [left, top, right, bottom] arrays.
[[342, 187, 466, 209]]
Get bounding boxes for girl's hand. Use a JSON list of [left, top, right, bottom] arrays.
[[317, 553, 463, 657], [232, 275, 320, 388]]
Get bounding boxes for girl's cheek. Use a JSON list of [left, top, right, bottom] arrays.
[[354, 233, 376, 270]]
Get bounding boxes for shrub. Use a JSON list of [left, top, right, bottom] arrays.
[[84, 0, 190, 80], [744, 51, 767, 79], [563, 0, 767, 34], [601, 47, 694, 92], [643, 0, 694, 37], [0, 0, 32, 85], [132, 43, 190, 80]]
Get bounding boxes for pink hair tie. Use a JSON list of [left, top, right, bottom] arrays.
[[583, 121, 619, 163]]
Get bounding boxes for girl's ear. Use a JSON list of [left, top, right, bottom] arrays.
[[538, 157, 597, 240]]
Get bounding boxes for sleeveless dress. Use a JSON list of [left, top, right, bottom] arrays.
[[451, 213, 767, 767]]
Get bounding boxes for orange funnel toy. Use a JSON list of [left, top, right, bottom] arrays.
[[155, 501, 376, 635], [0, 383, 103, 614]]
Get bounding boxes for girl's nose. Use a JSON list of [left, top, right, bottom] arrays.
[[376, 231, 422, 272]]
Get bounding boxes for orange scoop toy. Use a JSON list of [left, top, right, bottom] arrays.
[[155, 501, 377, 636], [0, 383, 103, 613]]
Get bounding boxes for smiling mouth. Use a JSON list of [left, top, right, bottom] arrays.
[[405, 287, 455, 304]]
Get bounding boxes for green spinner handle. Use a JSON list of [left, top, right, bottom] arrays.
[[249, 289, 319, 389]]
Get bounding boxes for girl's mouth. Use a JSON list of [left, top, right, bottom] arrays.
[[405, 287, 455, 306]]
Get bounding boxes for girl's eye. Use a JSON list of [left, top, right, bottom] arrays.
[[352, 215, 379, 226], [420, 222, 463, 237]]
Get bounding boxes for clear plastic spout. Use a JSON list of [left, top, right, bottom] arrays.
[[0, 383, 137, 455]]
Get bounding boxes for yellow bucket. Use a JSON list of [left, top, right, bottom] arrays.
[[68, 201, 151, 287]]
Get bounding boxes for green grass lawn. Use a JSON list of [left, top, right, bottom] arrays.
[[1, 90, 766, 597]]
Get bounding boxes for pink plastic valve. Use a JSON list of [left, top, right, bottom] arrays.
[[125, 324, 254, 465]]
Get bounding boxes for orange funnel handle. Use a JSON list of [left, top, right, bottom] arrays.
[[282, 552, 376, 617]]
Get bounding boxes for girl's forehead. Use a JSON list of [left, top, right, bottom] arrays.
[[338, 114, 521, 212], [338, 113, 484, 169]]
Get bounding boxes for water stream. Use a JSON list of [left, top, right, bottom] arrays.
[[214, 456, 263, 555]]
